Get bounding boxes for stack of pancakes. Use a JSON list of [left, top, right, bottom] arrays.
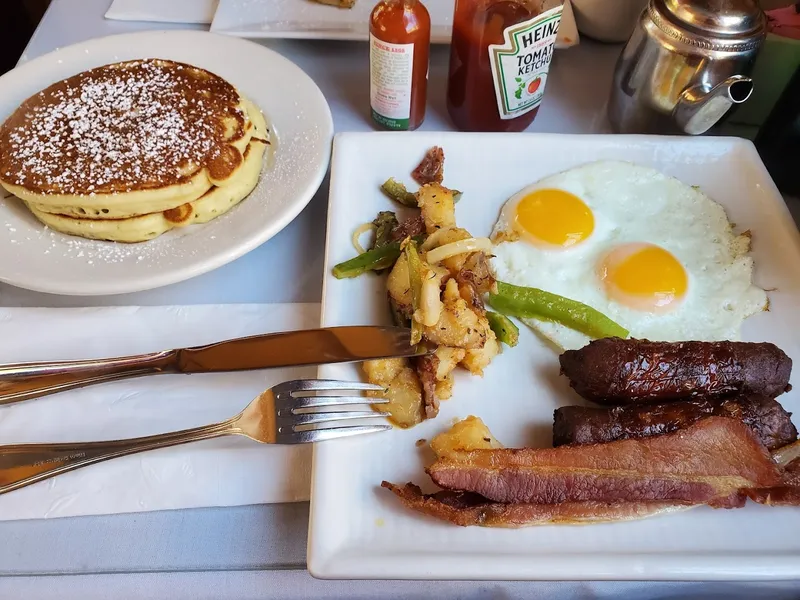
[[0, 59, 269, 243]]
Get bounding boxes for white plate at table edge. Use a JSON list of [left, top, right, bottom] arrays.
[[0, 30, 333, 296], [308, 131, 800, 581], [210, 0, 580, 48]]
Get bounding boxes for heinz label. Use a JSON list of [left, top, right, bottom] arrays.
[[488, 6, 562, 120]]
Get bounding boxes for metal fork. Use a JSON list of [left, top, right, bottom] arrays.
[[0, 379, 389, 495]]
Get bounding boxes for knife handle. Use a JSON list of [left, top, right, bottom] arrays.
[[0, 351, 178, 406]]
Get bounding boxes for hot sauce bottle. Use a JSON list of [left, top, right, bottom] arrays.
[[369, 0, 431, 131], [447, 0, 564, 132]]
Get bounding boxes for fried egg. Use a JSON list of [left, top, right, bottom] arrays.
[[489, 161, 767, 350]]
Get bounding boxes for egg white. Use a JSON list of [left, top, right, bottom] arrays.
[[489, 161, 767, 351]]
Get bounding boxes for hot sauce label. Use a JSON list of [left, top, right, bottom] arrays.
[[369, 35, 414, 130], [488, 6, 563, 121]]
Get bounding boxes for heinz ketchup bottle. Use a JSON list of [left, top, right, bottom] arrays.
[[369, 0, 431, 131], [447, 0, 564, 132]]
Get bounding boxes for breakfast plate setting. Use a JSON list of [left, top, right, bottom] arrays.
[[310, 132, 800, 580], [2, 0, 800, 592]]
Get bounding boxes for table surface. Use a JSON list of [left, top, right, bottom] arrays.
[[2, 1, 799, 598]]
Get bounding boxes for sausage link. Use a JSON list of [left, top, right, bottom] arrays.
[[559, 338, 792, 405], [553, 394, 797, 451]]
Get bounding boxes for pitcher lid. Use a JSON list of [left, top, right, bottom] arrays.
[[653, 0, 767, 41]]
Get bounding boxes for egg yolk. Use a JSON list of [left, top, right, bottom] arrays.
[[514, 189, 594, 248], [600, 243, 688, 312]]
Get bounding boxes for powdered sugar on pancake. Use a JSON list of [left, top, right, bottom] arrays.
[[0, 59, 245, 196]]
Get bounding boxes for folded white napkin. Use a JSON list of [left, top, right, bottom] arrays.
[[105, 0, 219, 24], [0, 303, 319, 521]]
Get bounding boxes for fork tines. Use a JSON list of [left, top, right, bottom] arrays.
[[274, 379, 391, 443]]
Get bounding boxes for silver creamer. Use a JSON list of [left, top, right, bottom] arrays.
[[608, 0, 767, 135]]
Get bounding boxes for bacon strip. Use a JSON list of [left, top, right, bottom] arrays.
[[744, 451, 800, 506], [426, 418, 781, 508], [381, 482, 690, 527]]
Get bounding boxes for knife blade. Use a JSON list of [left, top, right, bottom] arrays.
[[0, 326, 429, 405], [175, 326, 428, 372]]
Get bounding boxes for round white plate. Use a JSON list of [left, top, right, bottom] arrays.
[[0, 30, 333, 295]]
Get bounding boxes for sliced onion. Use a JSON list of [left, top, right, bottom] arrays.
[[421, 227, 454, 251], [416, 265, 445, 326], [425, 237, 493, 264], [351, 222, 376, 255]]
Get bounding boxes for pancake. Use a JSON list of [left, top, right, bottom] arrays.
[[24, 97, 269, 243], [27, 139, 268, 243], [0, 59, 253, 213], [27, 96, 260, 220]]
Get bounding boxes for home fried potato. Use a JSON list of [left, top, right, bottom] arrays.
[[461, 328, 500, 376], [424, 279, 489, 350], [387, 253, 412, 315], [435, 375, 454, 400], [417, 183, 456, 234], [435, 346, 466, 380], [346, 147, 506, 428], [363, 358, 405, 387], [430, 416, 502, 459], [380, 366, 425, 428]]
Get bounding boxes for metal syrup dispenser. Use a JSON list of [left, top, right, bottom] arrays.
[[608, 0, 767, 135]]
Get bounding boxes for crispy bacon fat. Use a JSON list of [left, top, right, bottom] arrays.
[[744, 440, 800, 506], [381, 482, 689, 527], [425, 418, 781, 508]]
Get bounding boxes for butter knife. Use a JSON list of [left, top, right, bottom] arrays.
[[0, 326, 426, 405]]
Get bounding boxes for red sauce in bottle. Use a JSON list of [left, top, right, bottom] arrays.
[[369, 0, 431, 131], [447, 0, 564, 132]]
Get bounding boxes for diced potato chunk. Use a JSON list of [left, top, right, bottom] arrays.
[[460, 328, 500, 376], [379, 366, 424, 429], [387, 253, 412, 312], [423, 279, 488, 349], [417, 183, 456, 234], [434, 375, 454, 400], [430, 416, 502, 459], [362, 358, 405, 387], [434, 347, 466, 380]]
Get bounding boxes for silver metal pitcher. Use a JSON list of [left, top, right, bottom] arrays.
[[608, 0, 767, 135]]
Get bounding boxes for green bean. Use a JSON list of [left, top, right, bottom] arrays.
[[380, 178, 418, 207], [332, 241, 404, 279], [372, 211, 399, 250], [489, 282, 629, 340], [486, 311, 519, 347]]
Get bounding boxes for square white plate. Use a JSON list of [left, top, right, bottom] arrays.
[[308, 131, 800, 580], [211, 0, 580, 48]]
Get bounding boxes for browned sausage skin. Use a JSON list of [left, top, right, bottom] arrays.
[[559, 338, 792, 405], [553, 395, 798, 451]]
